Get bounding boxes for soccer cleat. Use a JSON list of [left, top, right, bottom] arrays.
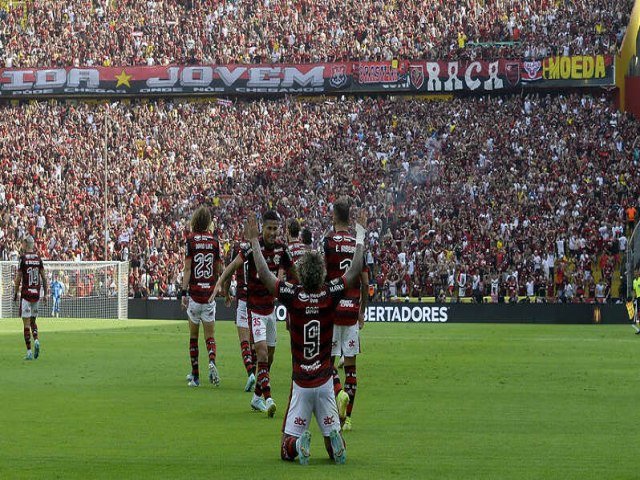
[[34, 339, 40, 359], [338, 355, 345, 369], [343, 417, 352, 432], [265, 397, 276, 418], [250, 396, 267, 412], [244, 372, 256, 392], [187, 377, 200, 387], [329, 429, 346, 464], [297, 430, 312, 465], [208, 361, 220, 386], [336, 390, 349, 424], [24, 350, 33, 361], [636, 329, 640, 335]]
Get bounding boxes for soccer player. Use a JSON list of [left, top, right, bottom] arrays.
[[13, 235, 47, 360], [212, 210, 292, 416], [181, 206, 223, 387], [244, 211, 366, 465], [225, 242, 257, 392], [632, 270, 640, 334], [323, 197, 369, 431], [50, 274, 65, 317], [286, 219, 310, 264]]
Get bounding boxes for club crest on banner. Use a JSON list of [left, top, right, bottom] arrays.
[[522, 61, 542, 81], [329, 65, 347, 88], [504, 61, 520, 86], [409, 65, 424, 89]]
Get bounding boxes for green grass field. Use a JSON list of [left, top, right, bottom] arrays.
[[0, 319, 638, 479]]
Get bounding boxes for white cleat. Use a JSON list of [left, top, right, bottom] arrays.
[[187, 377, 200, 387], [250, 395, 267, 412], [208, 362, 220, 386], [24, 350, 33, 361], [265, 397, 276, 418], [244, 372, 256, 392], [34, 339, 40, 359]]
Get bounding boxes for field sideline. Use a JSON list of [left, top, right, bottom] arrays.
[[0, 319, 637, 479]]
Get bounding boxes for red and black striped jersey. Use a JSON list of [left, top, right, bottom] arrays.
[[185, 232, 221, 303], [241, 238, 292, 315], [275, 277, 347, 388], [19, 253, 44, 302], [288, 241, 308, 264], [231, 244, 248, 301], [323, 230, 368, 325]]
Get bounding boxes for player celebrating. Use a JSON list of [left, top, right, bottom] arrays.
[[286, 219, 310, 264], [212, 210, 292, 416], [323, 197, 369, 431], [225, 242, 257, 392], [13, 236, 47, 360], [181, 206, 223, 387], [244, 211, 367, 465], [50, 274, 65, 317]]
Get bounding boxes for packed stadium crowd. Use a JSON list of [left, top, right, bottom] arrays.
[[0, 0, 632, 68], [0, 92, 638, 301]]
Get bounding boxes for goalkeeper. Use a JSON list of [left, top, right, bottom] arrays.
[[50, 274, 65, 318]]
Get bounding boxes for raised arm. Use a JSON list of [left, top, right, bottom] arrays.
[[343, 210, 367, 289], [245, 214, 278, 296]]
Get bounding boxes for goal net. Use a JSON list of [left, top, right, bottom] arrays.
[[0, 261, 128, 320], [626, 223, 640, 299]]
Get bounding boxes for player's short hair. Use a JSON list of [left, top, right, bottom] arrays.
[[301, 228, 312, 246], [333, 196, 351, 224], [191, 206, 212, 233], [263, 210, 280, 223], [287, 219, 300, 238], [23, 235, 35, 248], [297, 251, 326, 292]]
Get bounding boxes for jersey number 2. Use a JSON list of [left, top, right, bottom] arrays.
[[303, 320, 320, 359]]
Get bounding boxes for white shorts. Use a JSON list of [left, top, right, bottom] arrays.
[[187, 298, 216, 325], [250, 310, 277, 347], [331, 323, 360, 357], [21, 299, 39, 318], [235, 299, 248, 329], [283, 377, 340, 437]]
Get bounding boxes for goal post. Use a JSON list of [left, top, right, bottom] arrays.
[[0, 261, 129, 320]]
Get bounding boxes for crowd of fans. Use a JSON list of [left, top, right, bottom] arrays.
[[1, 93, 639, 302], [0, 0, 632, 68]]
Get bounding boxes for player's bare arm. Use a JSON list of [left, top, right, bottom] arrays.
[[181, 257, 192, 310], [13, 270, 22, 301], [245, 214, 278, 296], [343, 210, 367, 289], [211, 254, 243, 302]]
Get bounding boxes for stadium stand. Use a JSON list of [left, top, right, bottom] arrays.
[[0, 93, 638, 301], [0, 0, 632, 67]]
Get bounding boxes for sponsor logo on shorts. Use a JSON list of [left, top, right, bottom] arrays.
[[323, 415, 336, 426], [294, 416, 307, 426]]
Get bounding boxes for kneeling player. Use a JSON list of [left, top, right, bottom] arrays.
[[244, 211, 366, 465]]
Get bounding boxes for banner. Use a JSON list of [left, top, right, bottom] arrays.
[[0, 56, 614, 98]]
